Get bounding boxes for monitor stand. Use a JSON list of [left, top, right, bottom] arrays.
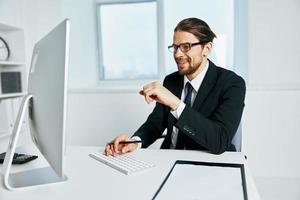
[[2, 94, 67, 190]]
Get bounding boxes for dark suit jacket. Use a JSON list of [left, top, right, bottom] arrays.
[[133, 60, 246, 154]]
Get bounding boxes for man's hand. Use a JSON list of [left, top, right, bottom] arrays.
[[104, 134, 138, 156], [140, 81, 181, 111]]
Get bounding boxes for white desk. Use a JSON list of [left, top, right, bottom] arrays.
[[0, 145, 260, 200]]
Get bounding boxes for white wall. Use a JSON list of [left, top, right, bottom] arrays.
[[243, 90, 300, 178], [247, 0, 300, 89], [243, 0, 300, 178], [66, 92, 154, 145]]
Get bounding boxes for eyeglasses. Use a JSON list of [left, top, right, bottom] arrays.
[[168, 41, 206, 53]]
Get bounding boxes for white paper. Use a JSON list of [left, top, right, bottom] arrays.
[[155, 164, 245, 200]]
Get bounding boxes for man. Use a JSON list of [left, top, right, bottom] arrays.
[[104, 17, 245, 156]]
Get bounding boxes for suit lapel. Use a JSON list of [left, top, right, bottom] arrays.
[[192, 60, 218, 110], [168, 73, 184, 126]]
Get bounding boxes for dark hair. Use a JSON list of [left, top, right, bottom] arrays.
[[174, 18, 217, 43]]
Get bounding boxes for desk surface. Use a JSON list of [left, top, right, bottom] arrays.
[[0, 145, 261, 200]]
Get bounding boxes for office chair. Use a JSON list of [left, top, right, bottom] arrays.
[[231, 123, 242, 152]]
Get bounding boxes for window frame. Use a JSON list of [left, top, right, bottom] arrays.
[[95, 0, 165, 90]]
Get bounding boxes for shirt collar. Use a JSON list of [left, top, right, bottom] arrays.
[[183, 61, 209, 92]]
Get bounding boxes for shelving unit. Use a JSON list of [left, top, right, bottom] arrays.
[[0, 23, 27, 150], [0, 22, 26, 98]]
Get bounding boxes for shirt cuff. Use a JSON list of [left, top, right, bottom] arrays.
[[170, 101, 186, 119], [131, 136, 142, 149]]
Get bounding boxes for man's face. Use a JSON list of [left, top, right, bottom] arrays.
[[173, 31, 204, 77]]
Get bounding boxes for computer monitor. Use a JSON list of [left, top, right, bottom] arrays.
[[2, 19, 70, 190]]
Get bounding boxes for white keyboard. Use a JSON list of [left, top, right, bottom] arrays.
[[90, 152, 155, 175]]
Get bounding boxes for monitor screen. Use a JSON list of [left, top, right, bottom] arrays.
[[28, 19, 70, 178]]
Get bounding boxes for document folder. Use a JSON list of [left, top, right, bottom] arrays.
[[152, 160, 248, 200]]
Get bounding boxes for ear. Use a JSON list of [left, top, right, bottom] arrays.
[[202, 42, 213, 57]]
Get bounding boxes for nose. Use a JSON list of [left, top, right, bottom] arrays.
[[174, 47, 184, 57]]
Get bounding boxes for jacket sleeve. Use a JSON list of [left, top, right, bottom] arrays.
[[175, 74, 246, 154], [132, 79, 170, 148], [132, 102, 168, 148]]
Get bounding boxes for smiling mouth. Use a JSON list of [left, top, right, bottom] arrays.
[[176, 59, 189, 68]]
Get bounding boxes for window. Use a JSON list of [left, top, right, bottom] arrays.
[[96, 1, 158, 80], [95, 0, 247, 84]]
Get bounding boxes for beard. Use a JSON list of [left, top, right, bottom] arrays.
[[176, 57, 202, 76]]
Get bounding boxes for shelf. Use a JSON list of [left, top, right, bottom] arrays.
[[0, 133, 11, 139], [0, 61, 25, 66], [0, 92, 25, 99], [0, 23, 21, 31]]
